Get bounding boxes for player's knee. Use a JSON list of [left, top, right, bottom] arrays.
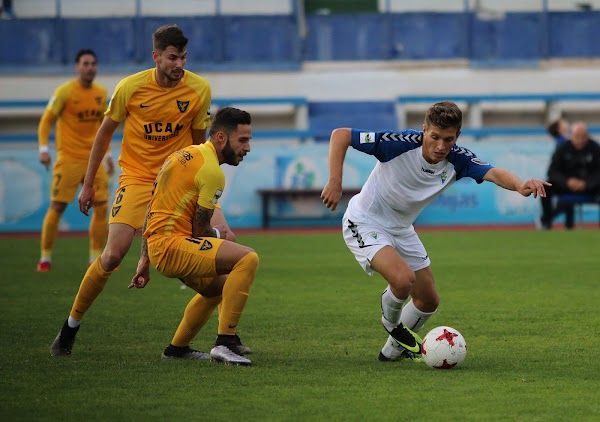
[[50, 202, 67, 213], [391, 269, 416, 290], [241, 250, 259, 272], [100, 247, 126, 270]]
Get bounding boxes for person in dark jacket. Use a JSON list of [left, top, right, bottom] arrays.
[[540, 121, 600, 229]]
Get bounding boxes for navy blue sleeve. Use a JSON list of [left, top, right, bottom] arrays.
[[350, 129, 422, 162], [448, 145, 494, 183]]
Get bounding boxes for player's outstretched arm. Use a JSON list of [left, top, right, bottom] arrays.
[[78, 117, 120, 215], [321, 128, 352, 211], [483, 168, 551, 199]]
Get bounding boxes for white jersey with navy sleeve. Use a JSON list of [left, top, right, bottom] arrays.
[[346, 129, 493, 233]]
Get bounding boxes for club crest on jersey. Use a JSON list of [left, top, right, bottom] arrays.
[[370, 232, 378, 239], [95, 96, 103, 105], [359, 132, 376, 144], [177, 100, 190, 113], [471, 158, 489, 165], [440, 170, 448, 185], [211, 189, 223, 205]]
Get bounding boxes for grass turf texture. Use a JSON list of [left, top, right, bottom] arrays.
[[1, 229, 599, 421]]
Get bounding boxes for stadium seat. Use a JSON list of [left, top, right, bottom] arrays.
[[309, 101, 397, 141]]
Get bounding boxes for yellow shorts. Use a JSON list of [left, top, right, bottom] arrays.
[[109, 183, 153, 229], [51, 158, 109, 203], [148, 234, 224, 292]]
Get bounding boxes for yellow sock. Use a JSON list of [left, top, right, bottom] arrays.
[[89, 203, 108, 262], [40, 207, 61, 261], [171, 294, 222, 347], [218, 252, 259, 336], [69, 258, 112, 320]]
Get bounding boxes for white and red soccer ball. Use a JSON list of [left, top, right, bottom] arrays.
[[422, 326, 467, 369]]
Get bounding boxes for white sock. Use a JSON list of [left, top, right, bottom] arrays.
[[400, 300, 436, 333], [67, 316, 81, 328], [381, 286, 405, 331]]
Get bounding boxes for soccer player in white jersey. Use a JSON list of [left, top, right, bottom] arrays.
[[320, 101, 550, 362]]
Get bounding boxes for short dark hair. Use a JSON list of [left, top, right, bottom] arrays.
[[424, 101, 462, 131], [75, 49, 96, 63], [209, 107, 252, 138], [153, 24, 188, 53], [547, 119, 560, 138]]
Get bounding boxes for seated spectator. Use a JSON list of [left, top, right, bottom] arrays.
[[540, 121, 600, 229]]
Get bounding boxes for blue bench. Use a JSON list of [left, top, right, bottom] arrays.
[[556, 194, 600, 228]]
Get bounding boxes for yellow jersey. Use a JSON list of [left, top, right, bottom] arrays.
[[38, 79, 107, 161], [144, 142, 223, 238], [106, 68, 212, 185]]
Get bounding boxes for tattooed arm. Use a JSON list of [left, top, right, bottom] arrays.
[[192, 204, 227, 239]]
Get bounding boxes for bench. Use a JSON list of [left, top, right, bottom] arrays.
[[556, 193, 600, 228], [257, 188, 361, 228]]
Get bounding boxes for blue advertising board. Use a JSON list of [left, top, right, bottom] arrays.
[[0, 139, 594, 232]]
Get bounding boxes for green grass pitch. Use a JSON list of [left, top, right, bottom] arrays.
[[1, 229, 599, 421]]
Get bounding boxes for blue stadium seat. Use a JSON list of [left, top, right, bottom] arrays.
[[309, 101, 397, 141], [470, 12, 543, 62], [0, 19, 62, 66], [390, 13, 467, 59], [63, 18, 136, 65], [305, 14, 392, 61], [549, 11, 600, 58], [222, 16, 300, 63]]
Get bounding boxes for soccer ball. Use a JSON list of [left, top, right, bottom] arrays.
[[422, 326, 467, 369]]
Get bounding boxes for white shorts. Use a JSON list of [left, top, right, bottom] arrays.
[[342, 214, 431, 275]]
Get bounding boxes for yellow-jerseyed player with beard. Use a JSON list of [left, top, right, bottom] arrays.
[[129, 107, 258, 365], [37, 49, 112, 272], [50, 25, 249, 357]]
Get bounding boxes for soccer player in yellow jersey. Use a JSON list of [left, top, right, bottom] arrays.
[[129, 107, 258, 365], [37, 49, 112, 272], [50, 25, 235, 356]]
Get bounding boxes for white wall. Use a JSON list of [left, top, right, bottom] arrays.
[[3, 62, 600, 102]]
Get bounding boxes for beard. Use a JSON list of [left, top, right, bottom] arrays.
[[222, 139, 239, 166]]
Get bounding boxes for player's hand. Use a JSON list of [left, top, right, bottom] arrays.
[[39, 152, 51, 171], [78, 184, 95, 216], [105, 156, 115, 176], [519, 179, 551, 198], [129, 256, 150, 289], [321, 181, 343, 211]]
